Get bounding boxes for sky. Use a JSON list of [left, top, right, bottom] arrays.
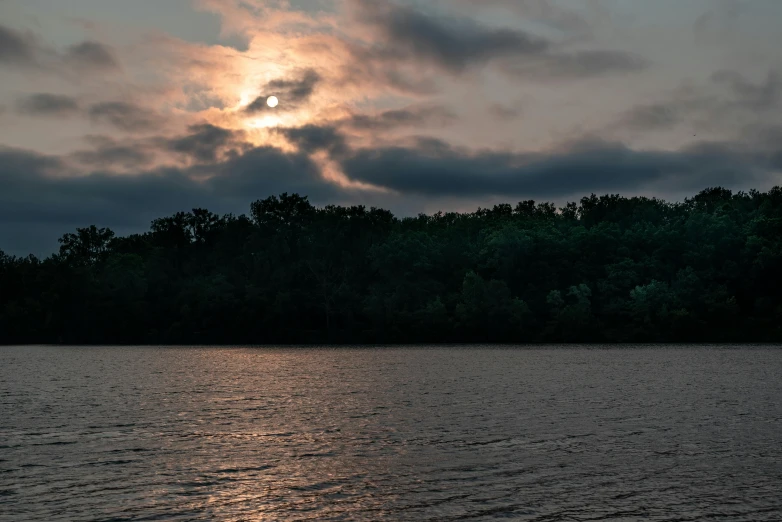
[[1, 0, 781, 256]]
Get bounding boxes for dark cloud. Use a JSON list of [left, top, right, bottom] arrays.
[[352, 0, 549, 74], [88, 101, 163, 132], [0, 146, 63, 177], [503, 49, 649, 80], [1, 25, 119, 73], [619, 103, 680, 130], [277, 124, 349, 157], [712, 69, 781, 112], [0, 24, 36, 66], [546, 50, 648, 77], [741, 124, 782, 152], [16, 93, 81, 116], [335, 60, 439, 95], [488, 103, 522, 121], [338, 138, 770, 199], [349, 2, 647, 83], [166, 123, 246, 163], [64, 41, 119, 69], [613, 70, 780, 134], [453, 0, 593, 37], [245, 95, 274, 113], [70, 124, 249, 169], [70, 136, 155, 169], [266, 68, 320, 102], [0, 144, 341, 257], [246, 68, 321, 113], [344, 105, 457, 130]]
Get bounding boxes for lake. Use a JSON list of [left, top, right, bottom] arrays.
[[1, 345, 781, 521]]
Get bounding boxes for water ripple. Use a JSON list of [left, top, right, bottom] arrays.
[[1, 345, 781, 521]]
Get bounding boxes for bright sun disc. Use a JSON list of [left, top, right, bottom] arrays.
[[267, 96, 278, 108]]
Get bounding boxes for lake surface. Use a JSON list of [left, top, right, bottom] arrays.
[[1, 345, 781, 521]]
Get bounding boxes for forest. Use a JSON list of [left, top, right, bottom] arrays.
[[1, 187, 781, 344]]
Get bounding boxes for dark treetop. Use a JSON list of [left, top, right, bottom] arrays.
[[2, 187, 781, 344]]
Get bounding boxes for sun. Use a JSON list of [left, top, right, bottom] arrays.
[[267, 96, 278, 108]]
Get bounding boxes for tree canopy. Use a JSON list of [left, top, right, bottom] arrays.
[[2, 187, 782, 344]]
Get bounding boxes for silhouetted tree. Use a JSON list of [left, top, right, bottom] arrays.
[[2, 186, 782, 344]]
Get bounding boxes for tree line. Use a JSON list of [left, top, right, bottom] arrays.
[[2, 187, 781, 344]]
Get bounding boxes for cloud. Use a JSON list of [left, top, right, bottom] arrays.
[[16, 93, 81, 116], [350, 0, 549, 74], [618, 103, 680, 130], [712, 69, 781, 112], [70, 136, 155, 169], [64, 41, 119, 69], [347, 2, 648, 84], [67, 124, 251, 169], [612, 70, 780, 134], [1, 24, 121, 74], [503, 49, 649, 80], [165, 123, 247, 162], [338, 137, 771, 199], [88, 101, 164, 132], [0, 143, 342, 256], [277, 124, 348, 157], [488, 103, 523, 121], [0, 24, 36, 66], [451, 0, 594, 37], [344, 104, 457, 130], [246, 68, 321, 113], [266, 68, 321, 102]]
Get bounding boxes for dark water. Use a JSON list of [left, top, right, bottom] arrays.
[[1, 346, 781, 521]]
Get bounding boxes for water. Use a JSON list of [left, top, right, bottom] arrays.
[[1, 345, 781, 521]]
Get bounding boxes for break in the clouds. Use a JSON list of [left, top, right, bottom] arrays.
[[0, 0, 781, 256]]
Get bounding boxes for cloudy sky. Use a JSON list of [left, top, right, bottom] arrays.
[[1, 0, 781, 256]]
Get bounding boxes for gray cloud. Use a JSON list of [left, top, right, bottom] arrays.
[[0, 143, 342, 257], [503, 49, 649, 80], [352, 0, 549, 74], [16, 93, 81, 116], [451, 0, 593, 37], [2, 117, 778, 257], [64, 41, 119, 69], [88, 101, 163, 132], [488, 103, 523, 121], [543, 50, 648, 77], [712, 69, 781, 112], [335, 60, 439, 96], [69, 124, 249, 169], [0, 24, 36, 66], [246, 68, 321, 113], [344, 105, 457, 130], [613, 69, 780, 134], [70, 136, 155, 169], [277, 124, 349, 157], [1, 24, 120, 74], [350, 2, 648, 83], [166, 123, 246, 162], [338, 138, 771, 199], [619, 103, 681, 131], [266, 68, 320, 102]]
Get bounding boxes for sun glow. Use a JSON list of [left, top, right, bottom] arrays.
[[246, 114, 284, 129]]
